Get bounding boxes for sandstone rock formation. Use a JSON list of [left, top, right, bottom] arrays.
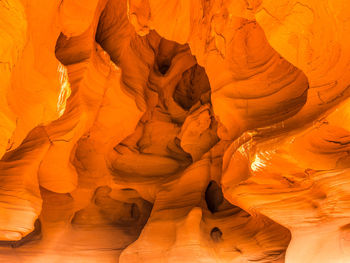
[[0, 0, 350, 262]]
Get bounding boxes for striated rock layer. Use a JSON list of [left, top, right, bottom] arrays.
[[0, 0, 350, 262]]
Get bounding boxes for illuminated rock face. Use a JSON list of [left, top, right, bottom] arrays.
[[0, 0, 350, 262]]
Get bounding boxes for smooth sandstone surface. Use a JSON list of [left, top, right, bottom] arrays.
[[0, 0, 350, 262]]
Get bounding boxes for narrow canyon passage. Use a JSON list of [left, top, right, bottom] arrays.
[[0, 0, 350, 262]]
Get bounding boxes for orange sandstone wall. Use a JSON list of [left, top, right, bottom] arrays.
[[0, 0, 349, 262]]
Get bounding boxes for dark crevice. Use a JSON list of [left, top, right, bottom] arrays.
[[205, 180, 223, 213], [158, 63, 171, 75], [210, 227, 222, 242], [122, 188, 135, 191], [71, 186, 152, 228], [130, 203, 140, 219], [155, 38, 181, 76], [173, 64, 211, 110], [234, 247, 242, 253]]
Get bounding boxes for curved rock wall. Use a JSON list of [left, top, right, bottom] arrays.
[[0, 0, 350, 262]]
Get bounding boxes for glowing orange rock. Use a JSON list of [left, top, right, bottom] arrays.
[[1, 0, 350, 262]]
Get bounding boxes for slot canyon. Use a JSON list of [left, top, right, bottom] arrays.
[[1, 0, 350, 262]]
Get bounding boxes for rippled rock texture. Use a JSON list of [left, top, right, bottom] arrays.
[[0, 0, 350, 262]]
